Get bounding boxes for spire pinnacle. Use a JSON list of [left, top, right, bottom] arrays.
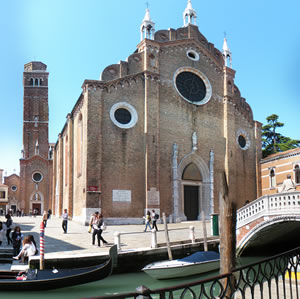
[[222, 36, 232, 68], [183, 0, 197, 27], [140, 8, 155, 41]]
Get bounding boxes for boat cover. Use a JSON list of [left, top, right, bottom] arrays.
[[179, 251, 220, 263]]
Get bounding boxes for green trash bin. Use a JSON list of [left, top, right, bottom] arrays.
[[211, 213, 219, 236]]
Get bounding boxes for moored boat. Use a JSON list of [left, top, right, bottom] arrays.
[[0, 245, 117, 291], [142, 251, 220, 280]]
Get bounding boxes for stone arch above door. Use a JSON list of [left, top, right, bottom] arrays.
[[178, 152, 209, 182]]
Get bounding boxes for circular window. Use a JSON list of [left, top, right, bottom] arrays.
[[238, 135, 246, 148], [110, 102, 138, 129], [186, 49, 199, 61], [32, 172, 43, 183], [11, 185, 17, 192], [114, 108, 132, 124], [236, 129, 250, 150], [174, 67, 212, 105]]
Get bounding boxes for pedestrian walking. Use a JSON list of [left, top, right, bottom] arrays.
[[62, 209, 68, 233], [5, 214, 13, 245], [151, 209, 159, 231], [91, 212, 108, 247], [42, 211, 48, 228], [89, 211, 98, 233], [144, 210, 152, 232], [47, 209, 52, 219]]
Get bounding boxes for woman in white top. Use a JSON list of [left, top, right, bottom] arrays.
[[13, 235, 37, 261]]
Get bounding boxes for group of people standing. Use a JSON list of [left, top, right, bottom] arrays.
[[89, 212, 108, 247], [144, 210, 159, 232]]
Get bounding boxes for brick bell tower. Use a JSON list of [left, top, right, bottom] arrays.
[[19, 62, 53, 215]]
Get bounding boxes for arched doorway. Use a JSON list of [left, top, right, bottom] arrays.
[[30, 192, 44, 215], [182, 163, 202, 220]]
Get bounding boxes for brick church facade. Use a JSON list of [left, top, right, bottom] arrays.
[[51, 2, 262, 224], [1, 2, 262, 221]]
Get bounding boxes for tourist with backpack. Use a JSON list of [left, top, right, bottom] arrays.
[[151, 210, 159, 231]]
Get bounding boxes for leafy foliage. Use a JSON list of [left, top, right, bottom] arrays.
[[262, 114, 300, 158]]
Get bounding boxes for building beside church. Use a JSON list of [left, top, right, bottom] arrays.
[[52, 1, 262, 224], [261, 147, 300, 195], [0, 169, 9, 215]]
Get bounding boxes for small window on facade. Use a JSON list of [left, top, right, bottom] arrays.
[[0, 191, 6, 198], [295, 165, 300, 184], [39, 79, 42, 86], [11, 185, 17, 192], [30, 78, 34, 86], [110, 102, 138, 129], [186, 49, 199, 61], [35, 78, 39, 86], [270, 169, 276, 188]]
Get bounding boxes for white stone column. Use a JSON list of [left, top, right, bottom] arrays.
[[114, 231, 121, 251], [209, 150, 214, 214], [151, 229, 158, 248], [189, 225, 195, 243], [172, 143, 179, 221]]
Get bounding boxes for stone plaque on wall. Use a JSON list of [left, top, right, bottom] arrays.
[[112, 190, 131, 202], [148, 187, 160, 205]]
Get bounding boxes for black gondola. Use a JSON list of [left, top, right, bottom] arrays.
[[0, 245, 117, 291]]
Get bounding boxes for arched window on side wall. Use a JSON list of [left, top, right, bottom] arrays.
[[295, 165, 300, 184], [35, 78, 39, 86], [270, 168, 276, 188], [30, 78, 34, 86]]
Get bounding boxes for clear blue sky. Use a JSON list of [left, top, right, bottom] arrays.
[[0, 0, 299, 176]]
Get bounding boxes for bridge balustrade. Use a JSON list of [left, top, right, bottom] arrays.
[[237, 191, 300, 229]]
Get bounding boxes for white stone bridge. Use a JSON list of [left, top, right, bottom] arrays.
[[236, 191, 300, 256]]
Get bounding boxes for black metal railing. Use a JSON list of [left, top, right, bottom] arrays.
[[91, 247, 300, 299]]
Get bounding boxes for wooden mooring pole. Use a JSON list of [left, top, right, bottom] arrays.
[[162, 212, 173, 261], [39, 221, 45, 270], [219, 172, 236, 295], [201, 210, 208, 251]]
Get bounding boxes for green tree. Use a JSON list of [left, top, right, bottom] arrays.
[[262, 114, 300, 158]]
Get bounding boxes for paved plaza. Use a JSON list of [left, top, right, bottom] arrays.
[[0, 215, 212, 259]]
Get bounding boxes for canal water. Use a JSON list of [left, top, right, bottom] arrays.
[[1, 257, 261, 299]]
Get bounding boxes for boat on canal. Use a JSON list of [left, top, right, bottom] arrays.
[[0, 245, 117, 291], [142, 251, 220, 280]]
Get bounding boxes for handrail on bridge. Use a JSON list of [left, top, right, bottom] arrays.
[[237, 191, 300, 229]]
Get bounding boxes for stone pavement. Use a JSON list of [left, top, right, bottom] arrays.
[[0, 215, 213, 259]]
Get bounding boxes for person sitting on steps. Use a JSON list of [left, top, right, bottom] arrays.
[[13, 235, 37, 263]]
